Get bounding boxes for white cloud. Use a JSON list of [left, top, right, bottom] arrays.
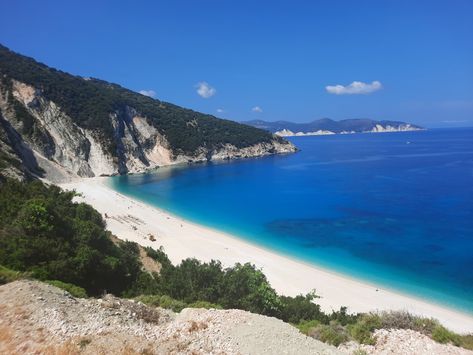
[[216, 108, 225, 113], [195, 81, 216, 98], [326, 81, 382, 95], [252, 106, 263, 113], [139, 90, 156, 98]]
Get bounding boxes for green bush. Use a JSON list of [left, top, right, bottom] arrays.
[[45, 280, 87, 298], [134, 294, 163, 307], [412, 316, 441, 334], [279, 291, 325, 324], [145, 246, 172, 269], [2, 178, 469, 351], [329, 306, 360, 326], [135, 294, 187, 312], [295, 319, 320, 335], [352, 350, 368, 355], [0, 265, 26, 284], [377, 310, 416, 330], [344, 311, 469, 350], [309, 322, 350, 346], [459, 335, 473, 350], [348, 314, 381, 345], [432, 325, 461, 346], [0, 179, 146, 296]]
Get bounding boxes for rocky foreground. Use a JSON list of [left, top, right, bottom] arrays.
[[0, 280, 470, 355], [0, 280, 339, 355]]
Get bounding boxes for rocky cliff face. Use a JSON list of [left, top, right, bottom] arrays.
[[0, 79, 295, 182]]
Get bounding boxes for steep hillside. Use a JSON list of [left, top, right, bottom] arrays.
[[244, 118, 423, 136], [0, 45, 295, 181]]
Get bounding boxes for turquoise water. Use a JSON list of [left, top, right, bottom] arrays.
[[109, 128, 473, 313]]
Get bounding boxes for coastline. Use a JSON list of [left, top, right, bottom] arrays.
[[60, 177, 473, 334]]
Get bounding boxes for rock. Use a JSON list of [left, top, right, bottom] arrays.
[[0, 280, 341, 354], [0, 79, 296, 182]]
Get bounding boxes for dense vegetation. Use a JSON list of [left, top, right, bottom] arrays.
[[0, 44, 281, 156], [0, 179, 143, 295], [0, 178, 355, 322], [0, 178, 470, 350]]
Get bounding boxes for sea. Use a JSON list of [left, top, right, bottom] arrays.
[[108, 128, 473, 313]]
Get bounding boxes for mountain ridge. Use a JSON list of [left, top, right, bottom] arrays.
[[0, 44, 295, 181], [243, 118, 423, 137]]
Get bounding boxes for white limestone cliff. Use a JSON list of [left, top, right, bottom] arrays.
[[0, 80, 296, 181]]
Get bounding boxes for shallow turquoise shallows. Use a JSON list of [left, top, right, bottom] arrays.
[[109, 128, 473, 313]]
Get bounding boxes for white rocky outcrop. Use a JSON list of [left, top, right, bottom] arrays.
[[368, 123, 423, 133], [275, 124, 422, 137], [275, 129, 336, 137], [0, 80, 296, 181]]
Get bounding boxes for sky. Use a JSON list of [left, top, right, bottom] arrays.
[[1, 0, 472, 128]]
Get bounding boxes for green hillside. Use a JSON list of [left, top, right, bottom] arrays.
[[0, 44, 283, 156]]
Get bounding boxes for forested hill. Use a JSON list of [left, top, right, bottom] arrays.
[[0, 44, 295, 180]]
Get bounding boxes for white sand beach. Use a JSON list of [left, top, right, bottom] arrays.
[[60, 177, 473, 334]]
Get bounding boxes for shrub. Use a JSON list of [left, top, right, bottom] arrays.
[[329, 306, 360, 326], [145, 246, 172, 270], [377, 311, 439, 335], [432, 325, 461, 346], [309, 322, 350, 346], [134, 294, 162, 307], [46, 280, 87, 298], [0, 265, 26, 284], [348, 314, 381, 345], [0, 179, 144, 296], [412, 316, 441, 334], [135, 294, 187, 313], [352, 350, 368, 355], [295, 319, 320, 335], [378, 310, 416, 330], [459, 335, 473, 350], [279, 291, 325, 324]]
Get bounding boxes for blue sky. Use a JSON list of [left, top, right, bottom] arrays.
[[1, 0, 472, 127]]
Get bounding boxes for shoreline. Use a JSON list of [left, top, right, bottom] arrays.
[[60, 177, 473, 334]]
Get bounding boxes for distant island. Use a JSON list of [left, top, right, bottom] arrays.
[[243, 118, 424, 137]]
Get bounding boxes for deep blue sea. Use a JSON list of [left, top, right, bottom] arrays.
[[109, 128, 473, 313]]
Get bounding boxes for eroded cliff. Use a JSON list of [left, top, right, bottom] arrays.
[[0, 45, 296, 181]]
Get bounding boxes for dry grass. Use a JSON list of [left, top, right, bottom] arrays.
[[0, 325, 17, 354], [122, 345, 157, 355], [187, 320, 208, 333], [42, 341, 80, 355], [139, 247, 161, 274], [0, 324, 81, 355], [13, 306, 30, 320]]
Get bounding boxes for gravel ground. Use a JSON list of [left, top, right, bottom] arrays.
[[0, 280, 341, 354], [2, 280, 470, 354]]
